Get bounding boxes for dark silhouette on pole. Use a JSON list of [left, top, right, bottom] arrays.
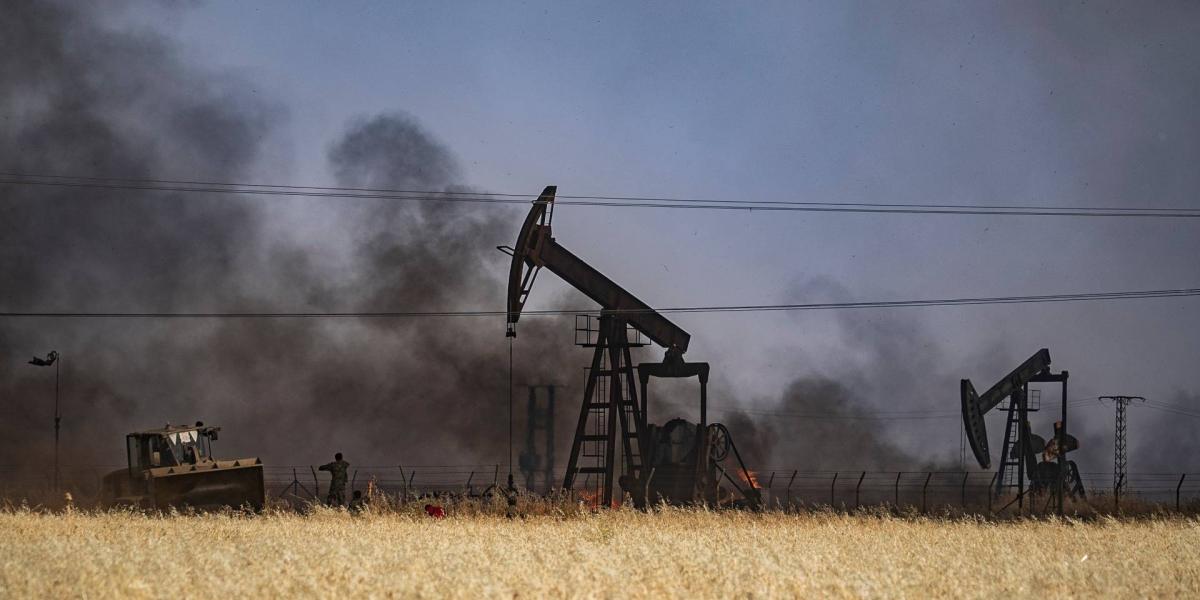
[[28, 350, 60, 494]]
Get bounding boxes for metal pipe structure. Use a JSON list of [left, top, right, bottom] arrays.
[[987, 472, 999, 514], [961, 472, 969, 507], [1058, 372, 1068, 516], [786, 470, 797, 508], [895, 472, 902, 508], [1114, 473, 1124, 513], [855, 471, 866, 509], [1100, 395, 1145, 499], [922, 473, 933, 513], [27, 351, 61, 494], [1178, 474, 1187, 512]]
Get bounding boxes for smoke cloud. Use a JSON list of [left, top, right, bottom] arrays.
[[3, 1, 1192, 502], [0, 2, 578, 489]]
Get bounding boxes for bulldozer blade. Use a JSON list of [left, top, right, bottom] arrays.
[[148, 463, 265, 511]]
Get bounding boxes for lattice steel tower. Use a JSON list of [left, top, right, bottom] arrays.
[[1100, 395, 1144, 493]]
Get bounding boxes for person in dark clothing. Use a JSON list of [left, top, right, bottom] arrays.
[[318, 452, 350, 506]]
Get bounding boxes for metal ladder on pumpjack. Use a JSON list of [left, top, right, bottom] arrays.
[[566, 316, 645, 504], [996, 389, 1039, 497]]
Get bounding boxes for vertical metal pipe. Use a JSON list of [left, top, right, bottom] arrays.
[[961, 472, 969, 509], [603, 319, 620, 507], [54, 358, 60, 495], [786, 470, 797, 509], [922, 472, 933, 514], [1016, 387, 1027, 512], [546, 386, 556, 493], [639, 376, 649, 434], [855, 471, 866, 509], [398, 465, 407, 501], [1177, 474, 1186, 512], [895, 472, 902, 508], [1115, 473, 1124, 513], [1059, 372, 1069, 516], [988, 472, 998, 514]]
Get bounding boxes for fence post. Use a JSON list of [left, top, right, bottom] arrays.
[[350, 469, 358, 494], [786, 470, 797, 509], [830, 472, 838, 508], [895, 472, 902, 508], [1114, 473, 1124, 514], [310, 466, 320, 502], [1177, 474, 1187, 512], [855, 472, 866, 509], [961, 472, 969, 509], [987, 472, 998, 515], [398, 465, 407, 502], [922, 472, 933, 514]]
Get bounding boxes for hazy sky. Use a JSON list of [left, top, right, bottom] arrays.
[[6, 2, 1197, 477]]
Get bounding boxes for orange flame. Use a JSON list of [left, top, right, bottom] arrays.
[[737, 469, 760, 489], [577, 488, 618, 509], [579, 489, 601, 508]]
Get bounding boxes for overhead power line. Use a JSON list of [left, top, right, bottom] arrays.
[[1142, 401, 1200, 419], [0, 287, 1196, 319], [712, 398, 1098, 421], [2, 172, 1199, 218]]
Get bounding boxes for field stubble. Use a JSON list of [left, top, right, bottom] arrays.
[[0, 505, 1197, 598]]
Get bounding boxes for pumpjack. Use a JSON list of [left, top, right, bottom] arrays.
[[961, 349, 1085, 513], [504, 186, 759, 508]]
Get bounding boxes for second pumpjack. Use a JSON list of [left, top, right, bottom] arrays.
[[961, 348, 1085, 511]]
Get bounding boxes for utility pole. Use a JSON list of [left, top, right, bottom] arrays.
[[1100, 395, 1144, 500], [28, 351, 61, 494]]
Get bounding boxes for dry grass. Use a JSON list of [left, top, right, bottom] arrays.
[[1, 505, 1197, 598]]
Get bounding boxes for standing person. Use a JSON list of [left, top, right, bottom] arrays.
[[318, 452, 350, 506]]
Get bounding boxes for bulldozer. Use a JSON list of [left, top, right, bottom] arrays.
[[100, 422, 265, 510]]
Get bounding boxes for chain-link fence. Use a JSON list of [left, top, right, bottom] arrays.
[[4, 464, 1197, 513]]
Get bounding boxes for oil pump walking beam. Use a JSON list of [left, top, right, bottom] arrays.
[[505, 186, 690, 354], [961, 348, 1052, 469]]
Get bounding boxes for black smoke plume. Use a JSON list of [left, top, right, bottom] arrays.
[[0, 2, 579, 490]]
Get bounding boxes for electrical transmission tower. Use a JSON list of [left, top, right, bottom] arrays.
[[1100, 395, 1144, 495]]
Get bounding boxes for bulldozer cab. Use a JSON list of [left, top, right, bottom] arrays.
[[126, 425, 219, 476]]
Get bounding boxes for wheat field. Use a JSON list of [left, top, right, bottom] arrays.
[[0, 506, 1196, 598]]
